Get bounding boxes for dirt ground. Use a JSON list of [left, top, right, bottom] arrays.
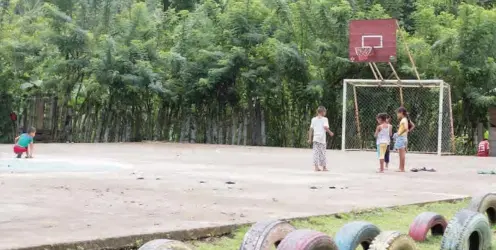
[[0, 142, 495, 249]]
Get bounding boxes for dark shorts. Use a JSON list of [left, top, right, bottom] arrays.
[[13, 145, 28, 154], [385, 147, 390, 163]]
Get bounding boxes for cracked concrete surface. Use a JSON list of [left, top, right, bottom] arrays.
[[0, 142, 495, 249]]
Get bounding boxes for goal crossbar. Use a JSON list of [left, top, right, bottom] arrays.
[[344, 79, 445, 84], [341, 79, 454, 156], [351, 84, 441, 88]]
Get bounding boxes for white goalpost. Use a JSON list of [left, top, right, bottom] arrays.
[[341, 79, 455, 156]]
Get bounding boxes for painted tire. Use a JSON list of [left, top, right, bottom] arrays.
[[441, 209, 492, 250], [334, 221, 381, 250], [277, 229, 338, 250], [408, 212, 447, 242], [138, 239, 192, 250], [467, 192, 496, 225], [370, 231, 417, 250], [239, 220, 296, 250]]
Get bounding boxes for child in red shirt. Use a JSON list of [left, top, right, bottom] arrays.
[[478, 139, 490, 157]]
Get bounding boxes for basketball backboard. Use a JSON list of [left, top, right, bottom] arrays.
[[349, 19, 397, 63]]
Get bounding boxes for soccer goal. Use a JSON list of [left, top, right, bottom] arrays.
[[341, 79, 455, 155]]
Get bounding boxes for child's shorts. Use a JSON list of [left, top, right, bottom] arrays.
[[394, 135, 408, 150], [13, 145, 28, 154], [376, 143, 388, 159]]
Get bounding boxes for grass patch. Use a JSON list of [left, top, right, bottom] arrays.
[[190, 199, 496, 250]]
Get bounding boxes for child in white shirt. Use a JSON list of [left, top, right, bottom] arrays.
[[308, 106, 334, 171]]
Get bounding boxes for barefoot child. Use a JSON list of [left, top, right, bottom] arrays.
[[375, 113, 390, 173], [308, 106, 334, 171], [14, 127, 36, 159], [394, 108, 409, 172]]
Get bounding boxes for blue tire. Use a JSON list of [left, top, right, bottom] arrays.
[[334, 221, 381, 250]]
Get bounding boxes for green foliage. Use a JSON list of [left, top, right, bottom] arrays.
[[0, 0, 495, 153], [0, 93, 14, 142], [454, 135, 477, 155]]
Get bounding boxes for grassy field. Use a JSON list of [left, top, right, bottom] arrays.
[[190, 199, 496, 250]]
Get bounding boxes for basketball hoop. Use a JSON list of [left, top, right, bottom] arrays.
[[355, 46, 373, 61]]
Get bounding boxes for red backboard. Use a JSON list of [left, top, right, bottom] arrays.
[[349, 19, 397, 63]]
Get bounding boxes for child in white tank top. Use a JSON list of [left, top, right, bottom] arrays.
[[375, 113, 390, 173]]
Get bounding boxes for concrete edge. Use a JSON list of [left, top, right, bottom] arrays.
[[17, 197, 469, 250]]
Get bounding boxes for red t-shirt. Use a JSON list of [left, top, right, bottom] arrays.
[[478, 141, 490, 157]]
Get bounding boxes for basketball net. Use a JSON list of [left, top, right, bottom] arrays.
[[355, 47, 373, 61]]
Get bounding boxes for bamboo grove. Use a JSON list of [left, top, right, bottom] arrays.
[[1, 0, 496, 154]]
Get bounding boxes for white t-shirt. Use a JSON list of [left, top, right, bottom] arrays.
[[310, 116, 329, 144]]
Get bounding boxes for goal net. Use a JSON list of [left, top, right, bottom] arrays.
[[341, 79, 454, 155]]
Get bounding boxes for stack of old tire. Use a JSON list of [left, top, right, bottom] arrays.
[[407, 192, 495, 250], [135, 192, 496, 250], [407, 192, 494, 250], [238, 220, 416, 250], [237, 193, 496, 250]]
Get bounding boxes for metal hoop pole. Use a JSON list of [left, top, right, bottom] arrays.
[[399, 87, 404, 107], [369, 63, 379, 80], [396, 20, 421, 82], [372, 63, 383, 80], [388, 62, 400, 80], [388, 62, 404, 106]]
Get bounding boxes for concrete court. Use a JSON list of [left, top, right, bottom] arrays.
[[1, 142, 496, 249]]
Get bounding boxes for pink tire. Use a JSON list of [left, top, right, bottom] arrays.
[[276, 229, 338, 250], [408, 212, 447, 242]]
